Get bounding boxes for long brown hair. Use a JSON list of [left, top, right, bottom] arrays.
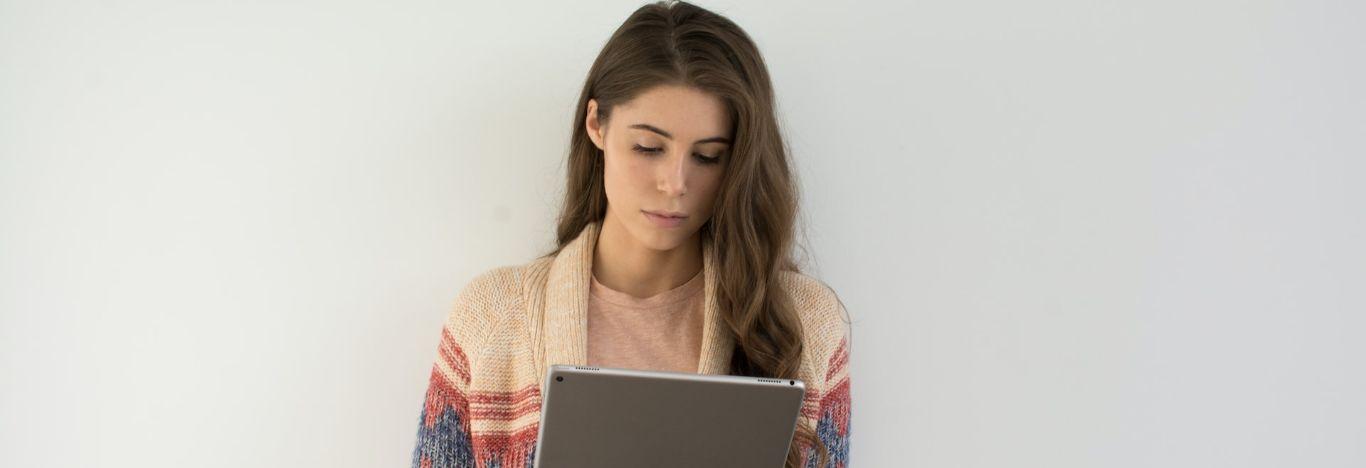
[[542, 1, 827, 466]]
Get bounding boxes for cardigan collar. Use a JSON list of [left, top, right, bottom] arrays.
[[537, 220, 734, 382]]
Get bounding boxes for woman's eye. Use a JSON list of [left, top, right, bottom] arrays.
[[632, 144, 662, 154], [632, 144, 722, 165]]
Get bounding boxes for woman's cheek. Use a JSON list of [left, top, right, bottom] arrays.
[[602, 151, 626, 205], [700, 177, 723, 215], [626, 156, 655, 189]]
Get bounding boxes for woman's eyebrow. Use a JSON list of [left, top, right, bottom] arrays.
[[628, 123, 731, 144]]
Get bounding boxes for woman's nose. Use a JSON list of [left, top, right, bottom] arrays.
[[657, 151, 688, 196]]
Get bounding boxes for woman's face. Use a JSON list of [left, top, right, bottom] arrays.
[[586, 84, 732, 252]]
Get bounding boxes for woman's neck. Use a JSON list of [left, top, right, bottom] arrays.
[[592, 215, 702, 299]]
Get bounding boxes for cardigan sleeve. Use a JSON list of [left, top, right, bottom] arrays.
[[803, 299, 852, 468], [778, 270, 854, 468], [811, 316, 851, 468], [410, 270, 509, 468]]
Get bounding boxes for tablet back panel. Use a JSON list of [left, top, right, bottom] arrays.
[[533, 365, 806, 468]]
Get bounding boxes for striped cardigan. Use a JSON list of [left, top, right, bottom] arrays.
[[410, 221, 852, 467]]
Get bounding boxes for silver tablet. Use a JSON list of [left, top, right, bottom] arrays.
[[532, 364, 806, 468]]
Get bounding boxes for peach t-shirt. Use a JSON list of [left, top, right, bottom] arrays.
[[586, 268, 705, 374]]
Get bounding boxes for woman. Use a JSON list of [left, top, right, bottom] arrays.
[[410, 2, 851, 467]]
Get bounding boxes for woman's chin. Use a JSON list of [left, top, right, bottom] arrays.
[[632, 225, 695, 252]]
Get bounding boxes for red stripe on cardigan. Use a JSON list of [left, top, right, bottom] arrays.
[[471, 425, 539, 468], [468, 385, 541, 404], [421, 365, 470, 432], [469, 385, 543, 420], [826, 337, 849, 382], [437, 328, 471, 384], [820, 376, 852, 436]]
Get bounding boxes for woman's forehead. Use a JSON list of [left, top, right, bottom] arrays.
[[614, 85, 732, 140]]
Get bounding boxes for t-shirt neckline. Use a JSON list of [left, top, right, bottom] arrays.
[[589, 268, 704, 308]]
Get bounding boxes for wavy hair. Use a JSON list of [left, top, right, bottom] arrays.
[[541, 1, 826, 466]]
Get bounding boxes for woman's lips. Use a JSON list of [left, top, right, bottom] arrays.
[[642, 210, 687, 228]]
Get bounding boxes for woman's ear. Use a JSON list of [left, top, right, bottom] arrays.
[[585, 98, 605, 150]]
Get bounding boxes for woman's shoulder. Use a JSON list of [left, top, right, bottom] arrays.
[[776, 270, 852, 352], [458, 255, 554, 301], [442, 256, 553, 344]]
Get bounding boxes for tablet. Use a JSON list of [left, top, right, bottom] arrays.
[[532, 364, 806, 468]]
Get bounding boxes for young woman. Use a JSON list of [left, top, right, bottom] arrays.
[[410, 2, 851, 467]]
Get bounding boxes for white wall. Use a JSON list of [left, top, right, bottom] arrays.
[[2, 0, 1363, 466]]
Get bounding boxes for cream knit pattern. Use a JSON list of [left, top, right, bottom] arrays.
[[410, 221, 853, 468]]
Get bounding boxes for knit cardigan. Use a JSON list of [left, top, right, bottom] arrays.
[[410, 221, 852, 468]]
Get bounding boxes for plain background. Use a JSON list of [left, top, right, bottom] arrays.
[[2, 0, 1363, 466]]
